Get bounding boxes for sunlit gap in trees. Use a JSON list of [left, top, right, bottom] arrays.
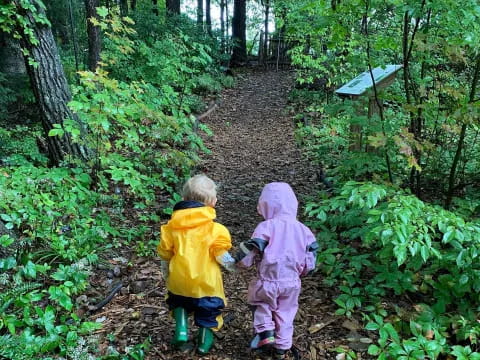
[[181, 0, 275, 54]]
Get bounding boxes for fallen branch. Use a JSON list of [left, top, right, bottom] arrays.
[[89, 282, 123, 313], [193, 103, 218, 132]]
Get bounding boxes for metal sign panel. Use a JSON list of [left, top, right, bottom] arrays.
[[335, 65, 403, 97]]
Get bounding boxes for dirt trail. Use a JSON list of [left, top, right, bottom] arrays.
[[91, 70, 345, 359]]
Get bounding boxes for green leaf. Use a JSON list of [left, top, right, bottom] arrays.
[[48, 128, 64, 137], [96, 6, 108, 18], [442, 230, 455, 243], [0, 256, 17, 271], [368, 344, 381, 355], [23, 260, 37, 279], [0, 235, 14, 248]]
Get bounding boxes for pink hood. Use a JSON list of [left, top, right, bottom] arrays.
[[257, 182, 298, 220]]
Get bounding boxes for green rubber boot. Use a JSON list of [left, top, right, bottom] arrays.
[[197, 327, 214, 355], [172, 307, 188, 346]]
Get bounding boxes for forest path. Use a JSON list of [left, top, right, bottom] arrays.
[[91, 70, 345, 360]]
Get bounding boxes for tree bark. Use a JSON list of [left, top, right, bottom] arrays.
[[84, 0, 101, 71], [13, 0, 89, 165], [120, 0, 128, 16], [206, 0, 212, 35], [0, 33, 26, 75], [220, 0, 225, 51], [263, 0, 269, 62], [231, 0, 247, 65], [166, 0, 180, 14], [197, 0, 203, 26]]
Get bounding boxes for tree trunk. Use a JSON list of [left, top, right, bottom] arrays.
[[84, 0, 101, 71], [13, 0, 89, 165], [263, 0, 269, 62], [131, 0, 137, 11], [197, 0, 203, 26], [166, 0, 180, 14], [0, 33, 26, 76], [226, 0, 229, 37], [120, 0, 128, 16], [206, 0, 212, 35], [220, 0, 225, 52], [152, 0, 159, 15], [231, 0, 247, 65], [445, 55, 480, 208]]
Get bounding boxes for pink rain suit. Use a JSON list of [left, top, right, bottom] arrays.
[[239, 182, 317, 350]]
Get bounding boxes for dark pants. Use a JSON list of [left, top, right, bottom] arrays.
[[166, 292, 225, 328]]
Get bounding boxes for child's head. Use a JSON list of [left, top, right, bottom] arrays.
[[182, 174, 217, 207], [257, 182, 298, 220]]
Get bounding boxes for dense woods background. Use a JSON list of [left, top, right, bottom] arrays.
[[0, 0, 479, 359]]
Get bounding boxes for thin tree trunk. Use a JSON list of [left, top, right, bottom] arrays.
[[120, 0, 128, 16], [220, 0, 225, 52], [402, 0, 426, 193], [206, 0, 212, 35], [197, 0, 203, 26], [152, 0, 158, 15], [231, 0, 247, 65], [263, 0, 269, 62], [166, 0, 180, 14], [445, 55, 480, 208], [13, 0, 89, 165], [85, 0, 101, 71], [131, 0, 137, 11], [68, 0, 79, 74]]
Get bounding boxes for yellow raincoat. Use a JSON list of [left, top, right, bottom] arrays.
[[158, 201, 231, 328]]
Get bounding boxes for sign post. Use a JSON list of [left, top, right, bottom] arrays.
[[335, 65, 403, 150]]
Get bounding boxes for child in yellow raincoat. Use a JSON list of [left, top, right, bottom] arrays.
[[158, 174, 234, 354]]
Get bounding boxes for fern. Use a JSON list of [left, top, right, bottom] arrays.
[[0, 282, 41, 313], [0, 335, 29, 360]]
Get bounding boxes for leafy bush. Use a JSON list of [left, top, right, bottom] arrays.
[[306, 181, 480, 358], [0, 7, 229, 357]]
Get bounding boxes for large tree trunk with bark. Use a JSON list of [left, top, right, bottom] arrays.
[[231, 0, 247, 65], [85, 0, 101, 71], [13, 0, 89, 165], [206, 0, 212, 35], [166, 0, 180, 14], [197, 0, 203, 26]]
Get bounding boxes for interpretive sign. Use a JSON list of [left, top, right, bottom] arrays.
[[335, 65, 403, 97]]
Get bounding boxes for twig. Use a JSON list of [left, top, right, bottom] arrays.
[[90, 282, 123, 313], [194, 103, 219, 132]]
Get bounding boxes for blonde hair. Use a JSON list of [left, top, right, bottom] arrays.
[[182, 174, 217, 205]]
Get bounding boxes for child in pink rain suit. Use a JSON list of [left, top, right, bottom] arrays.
[[236, 182, 318, 358]]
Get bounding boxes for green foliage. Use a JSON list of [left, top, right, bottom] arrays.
[[0, 6, 229, 357], [306, 181, 480, 358], [285, 0, 480, 204], [0, 126, 48, 166]]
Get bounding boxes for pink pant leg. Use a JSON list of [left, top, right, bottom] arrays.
[[273, 284, 301, 350], [248, 280, 277, 333], [253, 302, 275, 333]]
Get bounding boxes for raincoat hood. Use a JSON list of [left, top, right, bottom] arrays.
[[169, 201, 216, 229], [257, 182, 298, 220]]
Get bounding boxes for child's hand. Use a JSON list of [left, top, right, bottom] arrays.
[[216, 252, 236, 272], [233, 238, 268, 262], [160, 260, 170, 280]]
